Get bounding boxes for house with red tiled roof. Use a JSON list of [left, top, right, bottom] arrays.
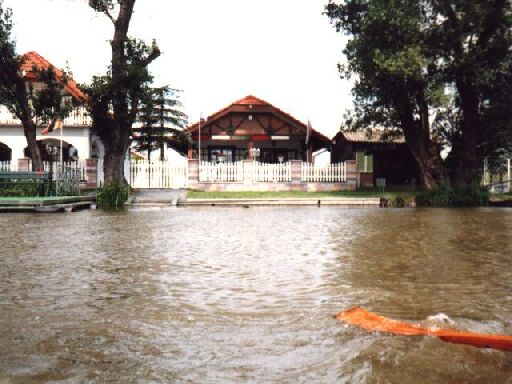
[[186, 95, 331, 163], [0, 51, 102, 163], [331, 129, 419, 186]]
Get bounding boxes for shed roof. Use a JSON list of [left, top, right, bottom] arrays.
[[339, 130, 405, 144]]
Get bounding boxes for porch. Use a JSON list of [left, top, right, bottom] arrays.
[[189, 159, 356, 192]]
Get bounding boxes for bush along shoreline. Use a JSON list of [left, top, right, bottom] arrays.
[[415, 183, 489, 207], [96, 181, 129, 210]]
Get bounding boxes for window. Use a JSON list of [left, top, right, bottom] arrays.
[[209, 147, 234, 163], [235, 148, 247, 161], [356, 151, 373, 172], [260, 149, 297, 163]]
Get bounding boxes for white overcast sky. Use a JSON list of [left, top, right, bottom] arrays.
[[3, 0, 352, 138]]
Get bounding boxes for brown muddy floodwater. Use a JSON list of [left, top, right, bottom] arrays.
[[1, 207, 512, 383]]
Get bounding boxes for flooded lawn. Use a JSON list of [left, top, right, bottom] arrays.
[[1, 207, 512, 383]]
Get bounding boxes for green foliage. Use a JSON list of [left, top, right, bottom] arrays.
[[392, 195, 405, 208], [82, 0, 160, 184], [416, 183, 489, 207], [132, 86, 189, 160], [326, 0, 512, 186], [96, 181, 129, 210], [0, 180, 50, 197], [0, 6, 74, 124]]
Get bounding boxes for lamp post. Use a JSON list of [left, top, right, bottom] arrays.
[[249, 147, 260, 162], [46, 143, 58, 196]]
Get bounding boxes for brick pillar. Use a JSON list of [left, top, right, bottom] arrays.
[[345, 160, 358, 188], [247, 142, 255, 161], [18, 158, 30, 171], [290, 160, 302, 184], [188, 159, 199, 188], [85, 159, 98, 188], [243, 160, 254, 184]]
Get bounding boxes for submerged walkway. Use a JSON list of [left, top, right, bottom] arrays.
[[131, 189, 380, 207], [0, 196, 95, 213]]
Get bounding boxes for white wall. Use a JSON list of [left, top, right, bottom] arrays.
[[313, 149, 331, 166], [0, 126, 91, 160]]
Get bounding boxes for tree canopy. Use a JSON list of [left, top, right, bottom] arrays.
[[83, 0, 161, 184], [326, 0, 512, 187], [0, 6, 74, 170], [132, 86, 189, 161]]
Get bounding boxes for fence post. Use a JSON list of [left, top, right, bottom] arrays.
[[290, 160, 302, 184], [508, 158, 511, 192], [346, 160, 358, 188], [188, 159, 199, 189], [124, 159, 131, 184], [18, 158, 30, 172], [85, 159, 98, 189], [243, 160, 253, 184]]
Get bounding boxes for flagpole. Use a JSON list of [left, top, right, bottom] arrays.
[[60, 121, 63, 164], [198, 111, 201, 162]]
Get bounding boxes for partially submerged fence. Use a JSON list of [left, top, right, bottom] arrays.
[[483, 158, 511, 193]]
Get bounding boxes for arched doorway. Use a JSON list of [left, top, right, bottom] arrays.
[[0, 142, 12, 162], [24, 139, 78, 162]]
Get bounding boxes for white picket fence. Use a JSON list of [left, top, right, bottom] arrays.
[[253, 162, 291, 182], [199, 161, 243, 182], [130, 160, 188, 189], [301, 162, 346, 183]]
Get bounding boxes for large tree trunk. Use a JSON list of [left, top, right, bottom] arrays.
[[403, 123, 440, 189], [88, 0, 159, 186], [14, 72, 43, 171], [103, 146, 127, 185], [98, 118, 130, 185], [21, 119, 43, 171], [160, 142, 165, 161], [453, 77, 481, 186], [400, 93, 446, 189]]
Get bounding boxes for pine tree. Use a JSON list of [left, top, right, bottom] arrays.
[[132, 87, 188, 161]]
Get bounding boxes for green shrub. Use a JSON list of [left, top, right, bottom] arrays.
[[416, 183, 489, 207], [392, 195, 406, 208], [96, 181, 129, 210], [0, 180, 50, 197]]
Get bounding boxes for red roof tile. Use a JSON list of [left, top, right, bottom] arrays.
[[21, 51, 86, 101]]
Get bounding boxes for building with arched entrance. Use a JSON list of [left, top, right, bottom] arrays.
[[0, 52, 104, 166]]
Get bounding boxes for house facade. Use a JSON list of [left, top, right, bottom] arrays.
[[0, 52, 104, 164], [331, 130, 419, 187], [186, 95, 331, 163]]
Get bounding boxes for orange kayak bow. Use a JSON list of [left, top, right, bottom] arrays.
[[335, 307, 512, 352]]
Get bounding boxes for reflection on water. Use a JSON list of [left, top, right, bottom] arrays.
[[0, 207, 512, 383]]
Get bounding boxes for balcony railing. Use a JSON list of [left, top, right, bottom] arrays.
[[0, 105, 92, 126]]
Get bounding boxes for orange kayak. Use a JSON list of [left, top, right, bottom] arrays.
[[334, 307, 512, 352]]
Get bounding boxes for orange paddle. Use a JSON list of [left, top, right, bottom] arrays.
[[335, 307, 512, 352]]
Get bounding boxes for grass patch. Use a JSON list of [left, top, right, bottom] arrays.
[[186, 190, 414, 199], [491, 192, 512, 201]]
